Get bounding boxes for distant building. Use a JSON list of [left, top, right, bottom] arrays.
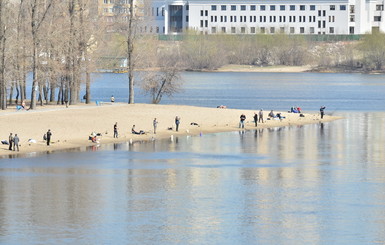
[[149, 0, 385, 35]]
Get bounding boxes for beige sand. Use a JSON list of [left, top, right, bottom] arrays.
[[0, 103, 340, 157]]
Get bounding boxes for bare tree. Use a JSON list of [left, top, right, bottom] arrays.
[[141, 52, 182, 104], [29, 0, 55, 109], [0, 0, 8, 109]]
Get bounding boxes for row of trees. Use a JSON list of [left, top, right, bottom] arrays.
[[0, 0, 99, 110], [0, 0, 183, 109], [178, 31, 385, 72]]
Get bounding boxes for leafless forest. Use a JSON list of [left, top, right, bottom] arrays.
[[1, 0, 385, 109]]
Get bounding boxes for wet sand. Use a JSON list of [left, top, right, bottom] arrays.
[[0, 103, 340, 157]]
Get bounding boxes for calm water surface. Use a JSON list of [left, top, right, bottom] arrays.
[[2, 72, 385, 244]]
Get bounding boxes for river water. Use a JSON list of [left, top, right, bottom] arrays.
[[1, 72, 385, 244]]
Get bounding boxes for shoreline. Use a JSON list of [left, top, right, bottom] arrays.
[[0, 103, 341, 159]]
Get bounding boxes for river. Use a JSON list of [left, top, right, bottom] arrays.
[[1, 72, 385, 244]]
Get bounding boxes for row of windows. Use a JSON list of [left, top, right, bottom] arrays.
[[208, 26, 335, 34], [200, 16, 328, 28], [209, 4, 346, 12], [207, 15, 331, 23], [202, 9, 331, 17]]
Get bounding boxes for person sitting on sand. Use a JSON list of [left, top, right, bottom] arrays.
[[268, 110, 275, 118], [131, 125, 145, 135]]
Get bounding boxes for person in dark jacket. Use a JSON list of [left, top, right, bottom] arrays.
[[253, 113, 258, 127], [8, 133, 13, 151], [320, 106, 326, 119], [239, 114, 246, 128], [46, 129, 52, 146]]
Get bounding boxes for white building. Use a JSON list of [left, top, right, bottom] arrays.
[[150, 0, 385, 35]]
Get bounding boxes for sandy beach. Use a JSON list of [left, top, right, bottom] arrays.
[[0, 103, 340, 157]]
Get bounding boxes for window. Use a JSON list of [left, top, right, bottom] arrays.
[[270, 27, 275, 33], [205, 10, 208, 16], [205, 20, 208, 27], [231, 5, 236, 11], [290, 27, 295, 33], [323, 10, 326, 16], [376, 5, 384, 11], [200, 20, 203, 27], [350, 5, 355, 13], [200, 10, 203, 16], [221, 5, 226, 11], [251, 27, 256, 33], [241, 5, 246, 11], [212, 27, 216, 33], [300, 27, 305, 33], [300, 5, 305, 11], [310, 27, 315, 33], [270, 5, 276, 11], [104, 0, 108, 3], [329, 27, 334, 33], [330, 5, 335, 11], [318, 10, 321, 16], [211, 5, 217, 11], [349, 26, 354, 34], [374, 16, 382, 21], [310, 5, 315, 11], [186, 16, 189, 22], [261, 5, 266, 11], [280, 27, 285, 33], [241, 27, 246, 33], [221, 27, 226, 33], [231, 27, 236, 33], [290, 5, 295, 11], [280, 5, 285, 11], [251, 5, 256, 11], [340, 5, 347, 11], [186, 5, 189, 10], [260, 27, 266, 33]]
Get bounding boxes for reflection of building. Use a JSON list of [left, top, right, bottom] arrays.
[[150, 0, 385, 35]]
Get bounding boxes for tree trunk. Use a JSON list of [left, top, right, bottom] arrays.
[[127, 0, 134, 104], [86, 71, 91, 103]]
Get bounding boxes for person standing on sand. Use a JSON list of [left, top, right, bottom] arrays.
[[8, 133, 13, 151], [111, 95, 115, 103], [320, 106, 326, 119], [258, 109, 264, 123], [13, 134, 20, 151], [46, 129, 52, 146], [114, 122, 118, 138], [153, 118, 158, 134], [175, 116, 180, 132], [239, 114, 246, 128], [253, 113, 258, 127]]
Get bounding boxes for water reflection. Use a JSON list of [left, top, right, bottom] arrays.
[[1, 112, 385, 244]]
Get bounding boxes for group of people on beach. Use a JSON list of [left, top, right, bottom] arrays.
[[8, 133, 20, 151], [239, 106, 327, 129], [6, 129, 52, 152], [107, 116, 180, 142]]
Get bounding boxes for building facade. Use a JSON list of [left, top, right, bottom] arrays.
[[150, 0, 385, 35]]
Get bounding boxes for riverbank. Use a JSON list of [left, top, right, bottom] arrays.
[[0, 103, 341, 158], [213, 65, 313, 73]]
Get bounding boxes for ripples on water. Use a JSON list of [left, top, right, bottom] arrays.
[[1, 111, 385, 244]]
